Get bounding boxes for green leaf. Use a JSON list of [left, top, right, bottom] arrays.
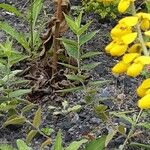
[[95, 104, 108, 121], [77, 21, 92, 36], [21, 103, 37, 114], [80, 31, 98, 45], [88, 80, 110, 86], [0, 104, 17, 111], [117, 125, 126, 135], [56, 86, 84, 93], [9, 51, 28, 66], [63, 41, 78, 59], [138, 122, 150, 130], [65, 139, 88, 150], [0, 21, 30, 50], [58, 62, 78, 70], [65, 74, 86, 82], [84, 136, 106, 150], [17, 139, 32, 150], [9, 89, 31, 98], [81, 62, 101, 71], [28, 0, 43, 28], [0, 144, 16, 150], [64, 14, 78, 34], [54, 130, 63, 150], [0, 3, 23, 18], [40, 138, 51, 150], [130, 142, 150, 149], [75, 11, 83, 28], [105, 129, 117, 147], [3, 116, 26, 127], [33, 107, 42, 128], [67, 105, 82, 113], [26, 130, 37, 144], [81, 51, 101, 59], [58, 38, 77, 46], [111, 113, 134, 124]]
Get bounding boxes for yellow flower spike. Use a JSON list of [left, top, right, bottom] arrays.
[[139, 78, 150, 89], [122, 53, 140, 64], [105, 41, 116, 53], [127, 63, 144, 77], [138, 94, 150, 109], [144, 30, 150, 36], [118, 0, 131, 13], [112, 61, 129, 74], [119, 16, 138, 27], [134, 56, 150, 65], [122, 32, 137, 45], [140, 19, 150, 31], [110, 44, 128, 56], [128, 43, 141, 53], [137, 86, 147, 97]]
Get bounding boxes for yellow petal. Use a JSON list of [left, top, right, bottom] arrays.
[[134, 56, 150, 65], [122, 53, 140, 64], [128, 43, 141, 53], [138, 94, 150, 109], [137, 86, 147, 97], [137, 12, 150, 20], [140, 19, 150, 31], [119, 16, 138, 27], [140, 78, 150, 89], [105, 41, 116, 53], [111, 24, 131, 38], [110, 44, 128, 56], [127, 63, 144, 77], [112, 61, 129, 74], [145, 30, 150, 36], [118, 0, 131, 13], [122, 32, 137, 44], [146, 89, 150, 95]]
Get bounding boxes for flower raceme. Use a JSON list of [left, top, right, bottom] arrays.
[[137, 78, 150, 109], [105, 16, 138, 56]]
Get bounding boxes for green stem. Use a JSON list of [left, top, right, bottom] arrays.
[[132, 2, 149, 56], [120, 109, 143, 150], [30, 0, 34, 53], [77, 35, 81, 74]]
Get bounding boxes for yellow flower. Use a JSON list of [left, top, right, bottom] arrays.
[[112, 61, 129, 74], [138, 94, 150, 109], [137, 86, 147, 97], [118, 0, 133, 13], [140, 19, 150, 31], [144, 30, 150, 36], [122, 53, 140, 63], [126, 63, 144, 77], [134, 56, 150, 65], [105, 41, 116, 53], [119, 16, 138, 27], [121, 32, 137, 44], [111, 24, 131, 39], [110, 43, 128, 56], [138, 78, 150, 89], [128, 44, 141, 53], [137, 78, 150, 97], [137, 12, 150, 20]]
